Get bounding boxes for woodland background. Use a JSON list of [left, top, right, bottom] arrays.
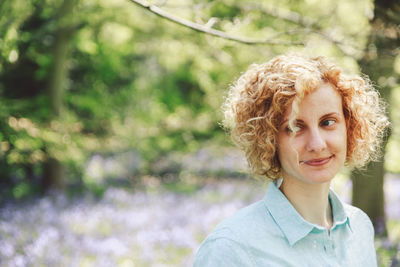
[[0, 0, 399, 266]]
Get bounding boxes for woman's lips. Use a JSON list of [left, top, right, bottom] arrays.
[[301, 155, 334, 166]]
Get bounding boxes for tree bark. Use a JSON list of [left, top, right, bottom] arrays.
[[42, 158, 66, 191], [352, 151, 388, 236], [351, 0, 399, 236], [42, 0, 78, 191]]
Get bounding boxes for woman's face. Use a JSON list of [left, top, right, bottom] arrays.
[[277, 82, 347, 185]]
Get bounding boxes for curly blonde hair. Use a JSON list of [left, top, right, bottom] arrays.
[[223, 54, 389, 180]]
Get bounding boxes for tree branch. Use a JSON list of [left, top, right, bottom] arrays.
[[128, 0, 363, 57], [242, 2, 362, 57], [244, 2, 317, 28], [128, 0, 304, 46]]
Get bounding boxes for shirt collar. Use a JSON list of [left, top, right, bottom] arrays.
[[329, 187, 352, 232], [263, 179, 351, 246]]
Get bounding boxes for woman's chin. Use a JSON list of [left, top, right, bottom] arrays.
[[300, 171, 336, 184]]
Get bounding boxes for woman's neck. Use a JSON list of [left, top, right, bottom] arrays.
[[280, 177, 333, 230]]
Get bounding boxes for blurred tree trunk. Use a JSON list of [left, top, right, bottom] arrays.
[[352, 0, 399, 236], [42, 0, 78, 191]]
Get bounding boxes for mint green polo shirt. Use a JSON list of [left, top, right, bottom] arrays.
[[194, 180, 377, 266]]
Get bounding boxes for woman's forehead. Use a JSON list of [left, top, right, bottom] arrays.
[[282, 83, 343, 121]]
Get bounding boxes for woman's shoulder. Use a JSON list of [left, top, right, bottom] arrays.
[[194, 199, 285, 267], [193, 227, 255, 267], [342, 203, 375, 235], [343, 203, 372, 223], [213, 198, 281, 239]]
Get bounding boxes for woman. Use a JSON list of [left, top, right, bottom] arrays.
[[194, 54, 389, 266]]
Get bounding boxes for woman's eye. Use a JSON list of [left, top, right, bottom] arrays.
[[322, 119, 335, 127]]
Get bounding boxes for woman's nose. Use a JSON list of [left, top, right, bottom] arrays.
[[306, 129, 327, 152]]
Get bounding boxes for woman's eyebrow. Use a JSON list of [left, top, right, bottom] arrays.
[[320, 112, 340, 119]]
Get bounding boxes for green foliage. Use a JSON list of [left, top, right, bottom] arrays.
[[386, 86, 400, 173], [209, 2, 242, 20], [12, 182, 31, 199], [0, 0, 399, 199], [376, 219, 400, 266]]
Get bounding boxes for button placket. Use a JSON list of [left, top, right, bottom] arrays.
[[312, 240, 317, 249], [323, 230, 336, 256]]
